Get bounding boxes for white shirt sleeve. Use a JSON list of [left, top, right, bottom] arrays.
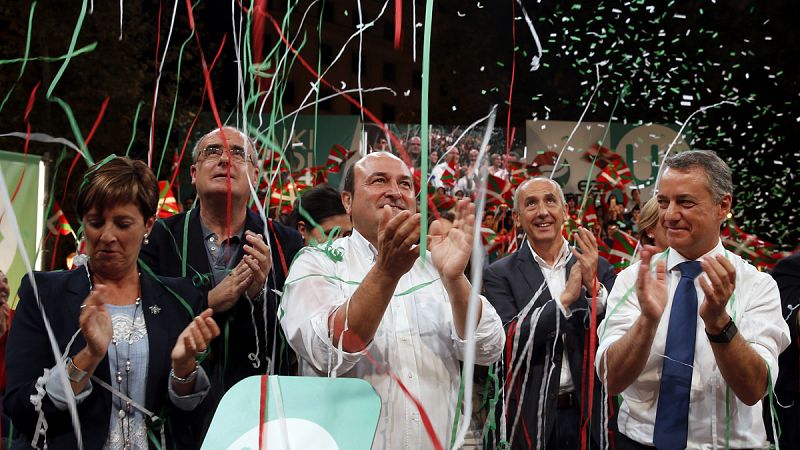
[[280, 248, 373, 375], [735, 270, 790, 389], [448, 295, 505, 366], [168, 367, 211, 411], [45, 368, 93, 410], [595, 263, 639, 374]]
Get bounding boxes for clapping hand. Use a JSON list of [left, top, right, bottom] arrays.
[[79, 285, 113, 358], [636, 246, 668, 326], [171, 308, 220, 377], [430, 199, 475, 281]]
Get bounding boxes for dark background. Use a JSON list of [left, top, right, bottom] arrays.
[[0, 0, 797, 265]]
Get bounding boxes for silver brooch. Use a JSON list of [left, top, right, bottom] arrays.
[[149, 305, 161, 315]]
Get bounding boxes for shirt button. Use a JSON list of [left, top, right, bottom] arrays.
[[210, 246, 217, 251], [210, 236, 216, 242], [407, 372, 413, 379]]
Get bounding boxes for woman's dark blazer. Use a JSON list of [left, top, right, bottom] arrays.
[[4, 268, 206, 449]]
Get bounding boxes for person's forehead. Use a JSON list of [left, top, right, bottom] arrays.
[[356, 154, 412, 178], [86, 202, 142, 217], [659, 167, 711, 195], [202, 129, 246, 147], [521, 179, 559, 197]]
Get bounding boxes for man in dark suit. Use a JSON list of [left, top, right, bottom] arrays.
[[769, 253, 800, 449], [483, 177, 616, 450], [139, 127, 303, 438]]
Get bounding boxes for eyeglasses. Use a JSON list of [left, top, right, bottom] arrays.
[[199, 144, 254, 164]]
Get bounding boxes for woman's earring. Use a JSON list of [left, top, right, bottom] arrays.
[[143, 233, 150, 245]]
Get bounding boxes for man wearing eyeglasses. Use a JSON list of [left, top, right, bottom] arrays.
[[140, 126, 303, 439]]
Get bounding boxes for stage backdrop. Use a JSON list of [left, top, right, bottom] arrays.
[[525, 121, 690, 198], [0, 150, 46, 308]]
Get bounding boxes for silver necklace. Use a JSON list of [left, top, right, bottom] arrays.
[[85, 265, 141, 450], [112, 297, 141, 450]]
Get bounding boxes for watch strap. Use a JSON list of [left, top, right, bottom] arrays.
[[706, 317, 737, 343]]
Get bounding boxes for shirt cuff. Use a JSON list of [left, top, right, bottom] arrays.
[[555, 295, 573, 319], [309, 311, 375, 374], [585, 283, 608, 314], [168, 367, 211, 411], [45, 366, 93, 410]]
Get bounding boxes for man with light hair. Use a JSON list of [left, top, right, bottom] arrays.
[[596, 150, 790, 449], [483, 176, 616, 450], [140, 126, 303, 438]]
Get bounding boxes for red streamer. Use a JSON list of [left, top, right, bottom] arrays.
[[10, 82, 40, 203], [394, 0, 402, 49], [82, 97, 110, 147], [259, 374, 268, 450], [505, 0, 517, 155], [261, 11, 412, 166]]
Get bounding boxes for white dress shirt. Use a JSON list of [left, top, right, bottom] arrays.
[[280, 229, 505, 450], [595, 241, 790, 448], [527, 239, 607, 394]]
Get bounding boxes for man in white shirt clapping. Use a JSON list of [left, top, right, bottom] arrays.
[[280, 151, 505, 450]]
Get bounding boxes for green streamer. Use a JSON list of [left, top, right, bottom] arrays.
[[450, 375, 465, 448], [0, 1, 37, 113], [138, 261, 195, 319], [0, 42, 96, 66], [283, 269, 440, 297], [418, 0, 435, 259], [155, 27, 196, 179], [46, 0, 88, 98], [49, 96, 93, 164], [576, 88, 624, 230], [483, 363, 502, 448], [125, 101, 145, 157]]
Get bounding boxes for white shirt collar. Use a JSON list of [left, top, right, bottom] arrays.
[[350, 228, 378, 261], [527, 238, 571, 270], [665, 239, 726, 272]]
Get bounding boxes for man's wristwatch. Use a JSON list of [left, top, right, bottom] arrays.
[[706, 317, 738, 343], [66, 357, 89, 383]]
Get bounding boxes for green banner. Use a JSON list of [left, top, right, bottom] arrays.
[[0, 150, 44, 309]]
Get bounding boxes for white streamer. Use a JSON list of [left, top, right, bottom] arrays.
[[653, 100, 737, 190], [450, 105, 497, 450], [550, 62, 605, 180], [515, 0, 543, 71], [0, 170, 84, 448]]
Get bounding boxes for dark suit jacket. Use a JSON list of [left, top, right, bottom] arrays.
[[483, 242, 617, 449], [4, 268, 206, 449], [768, 254, 800, 447], [138, 207, 302, 436]]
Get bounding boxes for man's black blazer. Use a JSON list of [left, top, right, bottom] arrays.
[[138, 206, 302, 430], [4, 268, 206, 449], [483, 242, 617, 449], [768, 254, 800, 448]]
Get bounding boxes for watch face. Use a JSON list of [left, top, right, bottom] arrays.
[[723, 320, 738, 341], [708, 319, 737, 343]]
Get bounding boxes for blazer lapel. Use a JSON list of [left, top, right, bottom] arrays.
[[185, 207, 214, 291], [514, 243, 552, 312], [140, 271, 170, 410]]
